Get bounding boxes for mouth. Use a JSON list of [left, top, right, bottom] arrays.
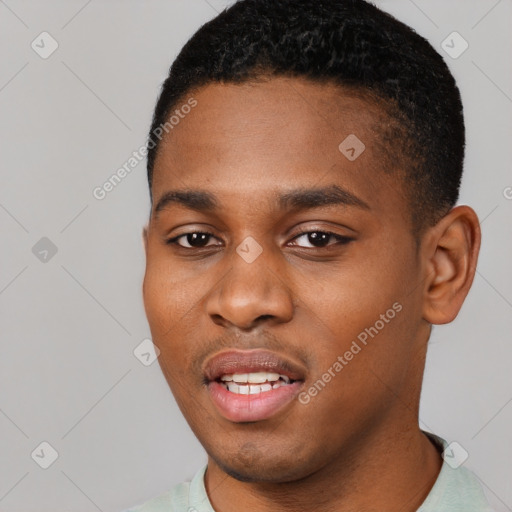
[[218, 371, 294, 394], [203, 349, 306, 422]]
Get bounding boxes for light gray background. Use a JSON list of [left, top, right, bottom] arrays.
[[0, 0, 510, 511]]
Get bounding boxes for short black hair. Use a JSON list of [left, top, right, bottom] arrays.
[[147, 0, 465, 234]]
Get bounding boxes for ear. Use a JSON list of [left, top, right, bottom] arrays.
[[422, 206, 481, 324], [142, 225, 149, 255]]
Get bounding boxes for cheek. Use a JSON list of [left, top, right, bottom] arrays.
[[299, 245, 417, 393], [143, 249, 193, 329], [143, 264, 188, 378], [143, 251, 212, 379], [298, 249, 407, 342]]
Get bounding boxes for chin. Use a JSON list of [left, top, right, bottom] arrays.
[[207, 443, 314, 484]]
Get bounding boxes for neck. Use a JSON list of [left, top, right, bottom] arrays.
[[204, 425, 442, 512]]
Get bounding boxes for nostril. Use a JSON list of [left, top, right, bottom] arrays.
[[256, 314, 273, 322]]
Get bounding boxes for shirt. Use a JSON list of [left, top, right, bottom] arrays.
[[124, 432, 494, 512]]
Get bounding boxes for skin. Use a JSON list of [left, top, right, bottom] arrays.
[[142, 77, 481, 512]]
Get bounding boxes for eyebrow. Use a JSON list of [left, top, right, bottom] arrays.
[[153, 184, 370, 217]]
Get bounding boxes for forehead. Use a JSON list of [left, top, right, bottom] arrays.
[[151, 77, 408, 222]]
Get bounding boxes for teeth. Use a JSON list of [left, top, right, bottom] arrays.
[[227, 382, 240, 393], [249, 385, 261, 395], [248, 372, 279, 383], [221, 374, 293, 395], [220, 372, 286, 384]]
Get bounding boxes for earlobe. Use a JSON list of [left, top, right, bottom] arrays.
[[422, 206, 481, 325]]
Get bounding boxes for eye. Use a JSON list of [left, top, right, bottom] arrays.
[[166, 231, 220, 249], [289, 230, 353, 249], [165, 229, 353, 251]]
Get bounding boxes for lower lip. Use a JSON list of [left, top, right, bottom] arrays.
[[207, 380, 302, 422]]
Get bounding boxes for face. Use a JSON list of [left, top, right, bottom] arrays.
[[142, 77, 432, 483]]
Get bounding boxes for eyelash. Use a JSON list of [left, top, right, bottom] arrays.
[[165, 229, 353, 250]]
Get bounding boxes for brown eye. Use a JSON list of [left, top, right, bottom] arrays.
[[167, 231, 219, 248], [291, 230, 353, 248]]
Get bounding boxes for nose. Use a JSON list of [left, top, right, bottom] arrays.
[[205, 248, 295, 331]]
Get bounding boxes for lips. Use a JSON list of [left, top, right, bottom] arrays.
[[204, 349, 306, 382], [203, 349, 306, 422]]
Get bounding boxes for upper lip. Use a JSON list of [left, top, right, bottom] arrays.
[[203, 349, 307, 382]]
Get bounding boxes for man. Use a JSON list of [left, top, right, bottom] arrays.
[[128, 0, 492, 510]]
